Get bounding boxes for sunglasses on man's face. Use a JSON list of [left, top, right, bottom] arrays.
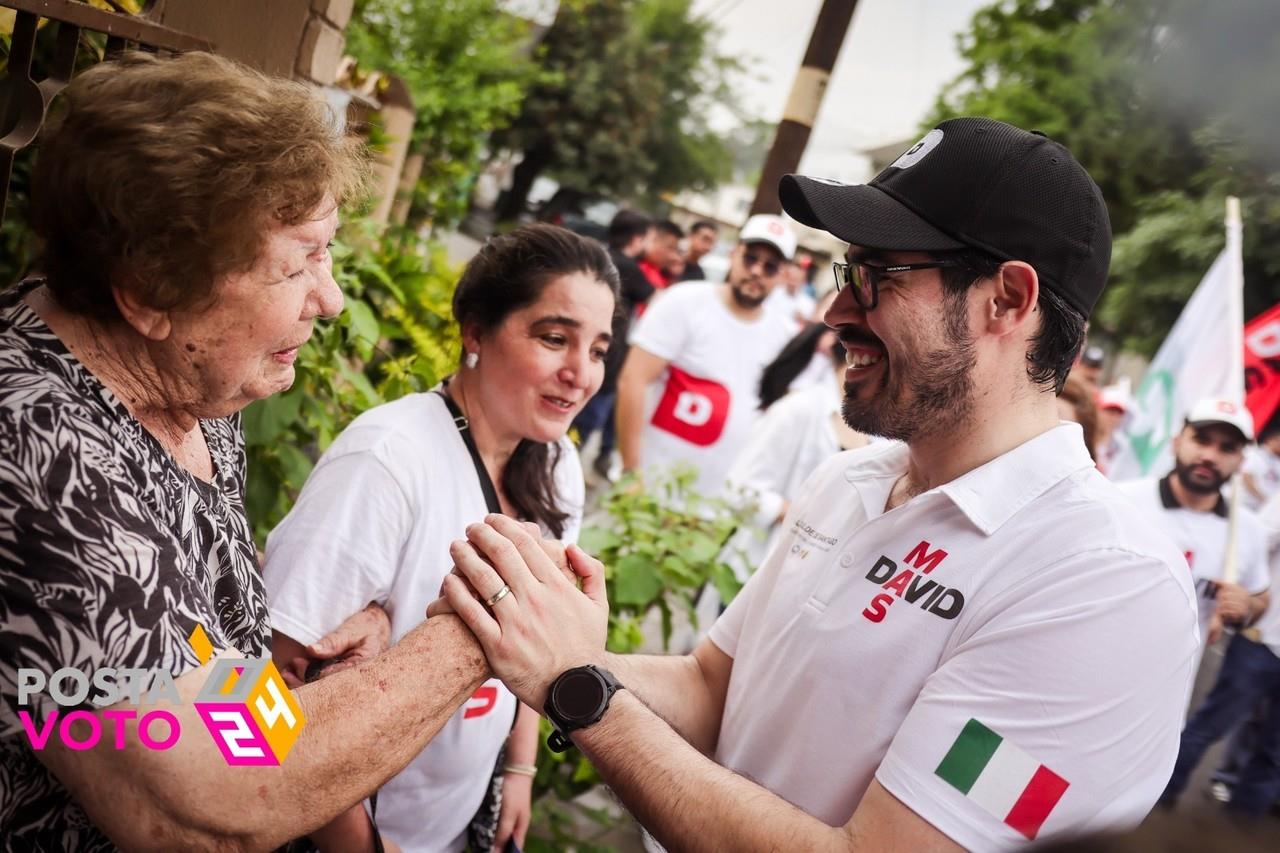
[[742, 250, 782, 277], [831, 259, 963, 310]]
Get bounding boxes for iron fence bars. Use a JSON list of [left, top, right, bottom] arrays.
[[0, 0, 211, 224]]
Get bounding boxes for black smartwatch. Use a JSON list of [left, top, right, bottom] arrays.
[[544, 665, 623, 753]]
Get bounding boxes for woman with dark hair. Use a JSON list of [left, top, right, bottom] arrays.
[[757, 322, 832, 410], [265, 224, 618, 852]]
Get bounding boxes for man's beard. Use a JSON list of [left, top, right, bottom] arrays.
[[841, 289, 976, 444], [730, 278, 768, 309], [1173, 458, 1227, 494]]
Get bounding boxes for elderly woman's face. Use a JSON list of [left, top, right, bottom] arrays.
[[168, 203, 342, 416]]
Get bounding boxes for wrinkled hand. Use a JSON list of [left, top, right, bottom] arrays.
[[280, 601, 391, 687], [426, 520, 572, 618], [1214, 581, 1250, 624], [493, 772, 532, 852], [441, 514, 609, 712]]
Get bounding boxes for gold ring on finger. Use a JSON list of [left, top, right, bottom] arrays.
[[485, 584, 512, 607]]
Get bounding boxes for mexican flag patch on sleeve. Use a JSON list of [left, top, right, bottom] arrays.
[[935, 718, 1070, 840]]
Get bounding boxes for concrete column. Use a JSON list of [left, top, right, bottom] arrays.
[[366, 75, 415, 226]]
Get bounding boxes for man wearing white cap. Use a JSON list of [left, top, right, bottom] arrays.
[[1116, 397, 1271, 650], [615, 213, 798, 497]]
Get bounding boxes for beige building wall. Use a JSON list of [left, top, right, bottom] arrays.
[[153, 0, 352, 86]]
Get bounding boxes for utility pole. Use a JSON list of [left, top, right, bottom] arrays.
[[749, 0, 861, 216]]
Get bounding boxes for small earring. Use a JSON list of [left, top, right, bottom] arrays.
[[464, 351, 479, 369]]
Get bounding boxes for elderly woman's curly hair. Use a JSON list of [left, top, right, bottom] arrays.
[[30, 50, 368, 320]]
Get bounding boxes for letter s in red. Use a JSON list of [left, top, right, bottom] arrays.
[[862, 593, 894, 623]]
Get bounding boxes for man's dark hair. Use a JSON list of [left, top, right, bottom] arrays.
[[690, 219, 719, 235], [654, 219, 684, 240], [607, 210, 652, 250], [937, 248, 1086, 394]]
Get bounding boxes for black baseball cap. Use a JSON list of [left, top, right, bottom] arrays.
[[778, 117, 1112, 317]]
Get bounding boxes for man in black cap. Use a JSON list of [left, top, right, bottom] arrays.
[[433, 118, 1200, 850]]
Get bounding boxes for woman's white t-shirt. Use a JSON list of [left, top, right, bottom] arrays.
[[264, 391, 583, 853]]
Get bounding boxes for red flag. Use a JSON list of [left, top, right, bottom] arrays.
[[1244, 302, 1280, 433]]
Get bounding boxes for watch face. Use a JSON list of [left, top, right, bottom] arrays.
[[553, 668, 604, 720]]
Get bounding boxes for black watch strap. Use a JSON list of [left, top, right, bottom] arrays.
[[546, 665, 623, 753]]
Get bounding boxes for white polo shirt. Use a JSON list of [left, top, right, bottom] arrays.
[[1114, 476, 1270, 648], [708, 424, 1198, 851]]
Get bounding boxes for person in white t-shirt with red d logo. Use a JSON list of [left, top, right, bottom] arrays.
[[615, 214, 798, 498]]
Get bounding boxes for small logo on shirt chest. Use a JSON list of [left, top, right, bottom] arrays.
[[857, 540, 965, 623], [789, 517, 840, 559]]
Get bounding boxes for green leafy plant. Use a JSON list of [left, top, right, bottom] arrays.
[[583, 466, 749, 652], [526, 465, 756, 850], [242, 218, 461, 539]]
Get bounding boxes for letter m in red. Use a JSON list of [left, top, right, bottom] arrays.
[[904, 540, 948, 574]]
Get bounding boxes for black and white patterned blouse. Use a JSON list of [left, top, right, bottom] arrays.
[[0, 282, 270, 851]]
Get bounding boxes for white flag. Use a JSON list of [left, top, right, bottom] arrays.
[[1109, 202, 1245, 480]]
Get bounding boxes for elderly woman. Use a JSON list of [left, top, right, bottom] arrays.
[[0, 52, 490, 851]]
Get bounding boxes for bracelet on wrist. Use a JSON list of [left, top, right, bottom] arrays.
[[503, 762, 537, 777]]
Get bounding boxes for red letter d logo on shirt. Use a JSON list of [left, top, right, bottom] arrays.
[[651, 366, 730, 446]]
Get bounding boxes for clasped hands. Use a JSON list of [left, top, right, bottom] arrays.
[[425, 514, 610, 714]]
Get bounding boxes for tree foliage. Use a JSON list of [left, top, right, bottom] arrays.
[[931, 0, 1280, 355], [492, 0, 737, 217], [345, 0, 544, 229]]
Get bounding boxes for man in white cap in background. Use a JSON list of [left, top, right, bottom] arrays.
[[616, 213, 798, 498], [1116, 397, 1271, 652]]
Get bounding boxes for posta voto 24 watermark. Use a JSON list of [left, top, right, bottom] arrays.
[[15, 625, 305, 765]]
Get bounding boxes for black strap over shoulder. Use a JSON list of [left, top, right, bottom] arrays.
[[435, 385, 503, 515], [436, 384, 521, 847]]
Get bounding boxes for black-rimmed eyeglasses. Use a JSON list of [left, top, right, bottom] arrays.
[[831, 259, 963, 310]]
